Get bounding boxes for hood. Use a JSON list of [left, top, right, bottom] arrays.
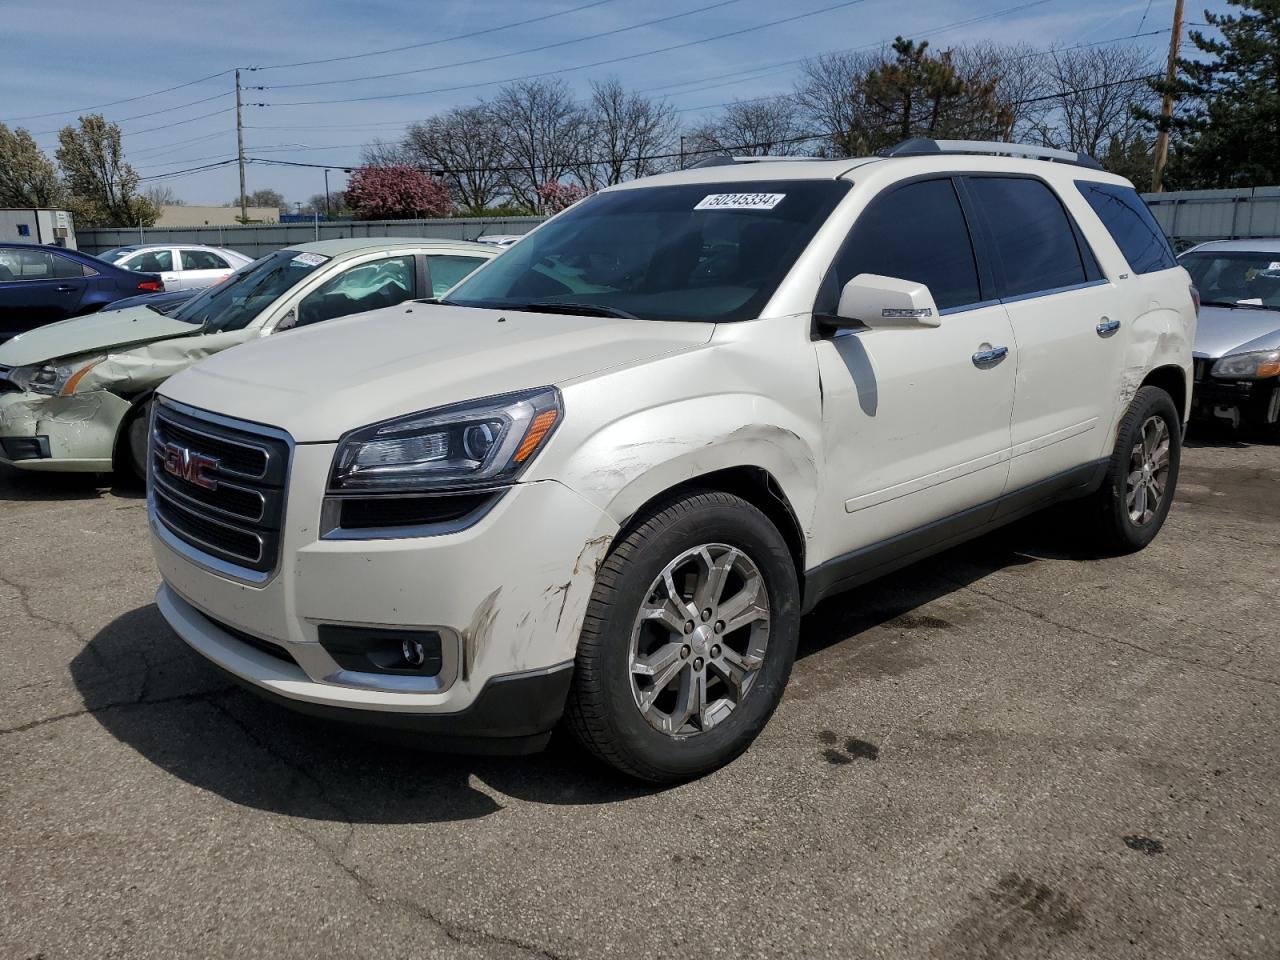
[[1193, 304, 1280, 358], [160, 302, 716, 442], [0, 305, 199, 366]]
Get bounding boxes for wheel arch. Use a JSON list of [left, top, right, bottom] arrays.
[[1141, 364, 1189, 425], [610, 465, 807, 584]]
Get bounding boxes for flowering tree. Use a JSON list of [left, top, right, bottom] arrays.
[[345, 164, 454, 220], [536, 180, 589, 214]]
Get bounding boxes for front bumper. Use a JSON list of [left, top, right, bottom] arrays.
[[0, 389, 131, 471], [152, 438, 618, 741], [1190, 374, 1280, 427]]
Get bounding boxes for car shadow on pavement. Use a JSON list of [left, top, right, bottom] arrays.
[[0, 465, 143, 502], [70, 514, 1099, 824]]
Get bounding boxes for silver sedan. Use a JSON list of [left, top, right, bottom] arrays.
[[95, 243, 253, 290]]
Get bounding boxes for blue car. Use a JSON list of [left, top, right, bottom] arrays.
[[0, 243, 164, 342]]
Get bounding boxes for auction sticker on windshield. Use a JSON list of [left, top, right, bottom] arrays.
[[292, 252, 330, 267], [694, 193, 786, 211]]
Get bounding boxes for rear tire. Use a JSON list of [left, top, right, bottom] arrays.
[[564, 491, 800, 783], [1084, 385, 1181, 553]]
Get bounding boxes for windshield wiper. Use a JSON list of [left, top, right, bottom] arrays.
[[1201, 299, 1273, 310], [521, 301, 640, 320]]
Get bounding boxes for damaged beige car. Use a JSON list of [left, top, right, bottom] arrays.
[[0, 238, 496, 477]]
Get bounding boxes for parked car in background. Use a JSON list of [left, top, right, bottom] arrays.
[[1180, 239, 1280, 439], [475, 234, 524, 248], [146, 142, 1193, 781], [0, 238, 495, 476], [0, 243, 164, 341], [96, 243, 253, 290]]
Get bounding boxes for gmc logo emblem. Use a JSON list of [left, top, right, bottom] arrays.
[[160, 442, 219, 490]]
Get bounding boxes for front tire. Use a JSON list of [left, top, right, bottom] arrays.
[[117, 399, 153, 483], [1085, 385, 1181, 553], [564, 491, 800, 782]]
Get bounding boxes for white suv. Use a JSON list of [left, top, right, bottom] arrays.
[[149, 140, 1195, 781]]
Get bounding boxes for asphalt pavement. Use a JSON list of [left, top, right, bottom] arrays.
[[2, 432, 1278, 959]]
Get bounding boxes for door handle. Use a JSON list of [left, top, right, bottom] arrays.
[[1096, 317, 1121, 337], [54, 285, 76, 293], [971, 345, 1009, 367]]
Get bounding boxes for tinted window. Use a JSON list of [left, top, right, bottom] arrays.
[[447, 180, 851, 322], [50, 254, 85, 279], [181, 249, 230, 271], [821, 177, 981, 312], [1076, 181, 1176, 275], [428, 254, 488, 296], [966, 177, 1087, 298], [0, 249, 83, 281], [297, 255, 416, 328], [121, 249, 173, 273]]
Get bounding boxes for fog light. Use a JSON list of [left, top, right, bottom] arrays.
[[401, 638, 427, 667]]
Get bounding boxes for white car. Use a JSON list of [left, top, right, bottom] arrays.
[[0, 238, 495, 475], [150, 140, 1195, 781], [96, 244, 254, 290]]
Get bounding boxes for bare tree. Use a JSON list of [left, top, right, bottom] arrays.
[[1029, 44, 1158, 156], [143, 184, 183, 207], [951, 41, 1051, 142], [793, 50, 881, 157], [685, 97, 811, 161], [577, 77, 679, 187], [403, 105, 507, 213], [361, 137, 411, 168], [491, 78, 587, 210]]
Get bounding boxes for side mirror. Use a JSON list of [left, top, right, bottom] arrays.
[[825, 273, 942, 330]]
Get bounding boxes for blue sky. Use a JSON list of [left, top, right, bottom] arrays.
[[1, 0, 1233, 206]]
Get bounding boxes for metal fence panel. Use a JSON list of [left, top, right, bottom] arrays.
[[1142, 187, 1280, 246], [76, 216, 546, 257]]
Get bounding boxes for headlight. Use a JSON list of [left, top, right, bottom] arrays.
[[329, 387, 562, 493], [8, 355, 106, 396], [1211, 349, 1280, 380]]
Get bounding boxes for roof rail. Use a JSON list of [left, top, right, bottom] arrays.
[[688, 155, 830, 169], [879, 137, 1104, 171]]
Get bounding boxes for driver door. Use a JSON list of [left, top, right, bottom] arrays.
[[813, 176, 1017, 567]]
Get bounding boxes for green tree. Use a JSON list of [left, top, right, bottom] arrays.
[[1103, 133, 1155, 192], [230, 188, 286, 211], [1152, 0, 1280, 188], [859, 38, 1010, 152], [55, 115, 156, 227], [0, 124, 63, 207]]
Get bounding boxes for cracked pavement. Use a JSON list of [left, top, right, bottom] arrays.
[[3, 434, 1279, 959]]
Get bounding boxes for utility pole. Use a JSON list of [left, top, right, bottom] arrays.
[[679, 136, 686, 170], [235, 69, 247, 222], [324, 168, 331, 219], [1152, 0, 1185, 193]]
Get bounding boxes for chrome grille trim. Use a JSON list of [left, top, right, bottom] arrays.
[[148, 398, 293, 584]]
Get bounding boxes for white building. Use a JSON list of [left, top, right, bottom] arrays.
[[0, 208, 76, 248]]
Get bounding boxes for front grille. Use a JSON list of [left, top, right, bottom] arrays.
[[151, 402, 290, 575]]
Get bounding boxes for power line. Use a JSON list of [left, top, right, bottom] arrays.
[[29, 92, 231, 136], [256, 0, 747, 92], [124, 106, 241, 138], [265, 0, 873, 107], [2, 69, 234, 123], [250, 0, 625, 71]]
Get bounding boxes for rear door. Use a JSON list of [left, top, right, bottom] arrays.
[[0, 248, 89, 336], [961, 174, 1122, 493], [120, 248, 181, 289], [814, 176, 1017, 555], [179, 248, 235, 289]]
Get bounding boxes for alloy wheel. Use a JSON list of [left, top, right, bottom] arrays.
[[1126, 414, 1171, 526], [628, 543, 771, 737]]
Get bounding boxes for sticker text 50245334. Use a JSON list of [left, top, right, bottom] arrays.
[[694, 193, 786, 211]]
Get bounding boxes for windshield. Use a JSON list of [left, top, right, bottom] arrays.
[[97, 247, 134, 264], [445, 179, 851, 322], [1181, 251, 1280, 308], [171, 249, 328, 331]]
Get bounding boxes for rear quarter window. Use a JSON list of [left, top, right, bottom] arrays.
[[1075, 181, 1176, 275]]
